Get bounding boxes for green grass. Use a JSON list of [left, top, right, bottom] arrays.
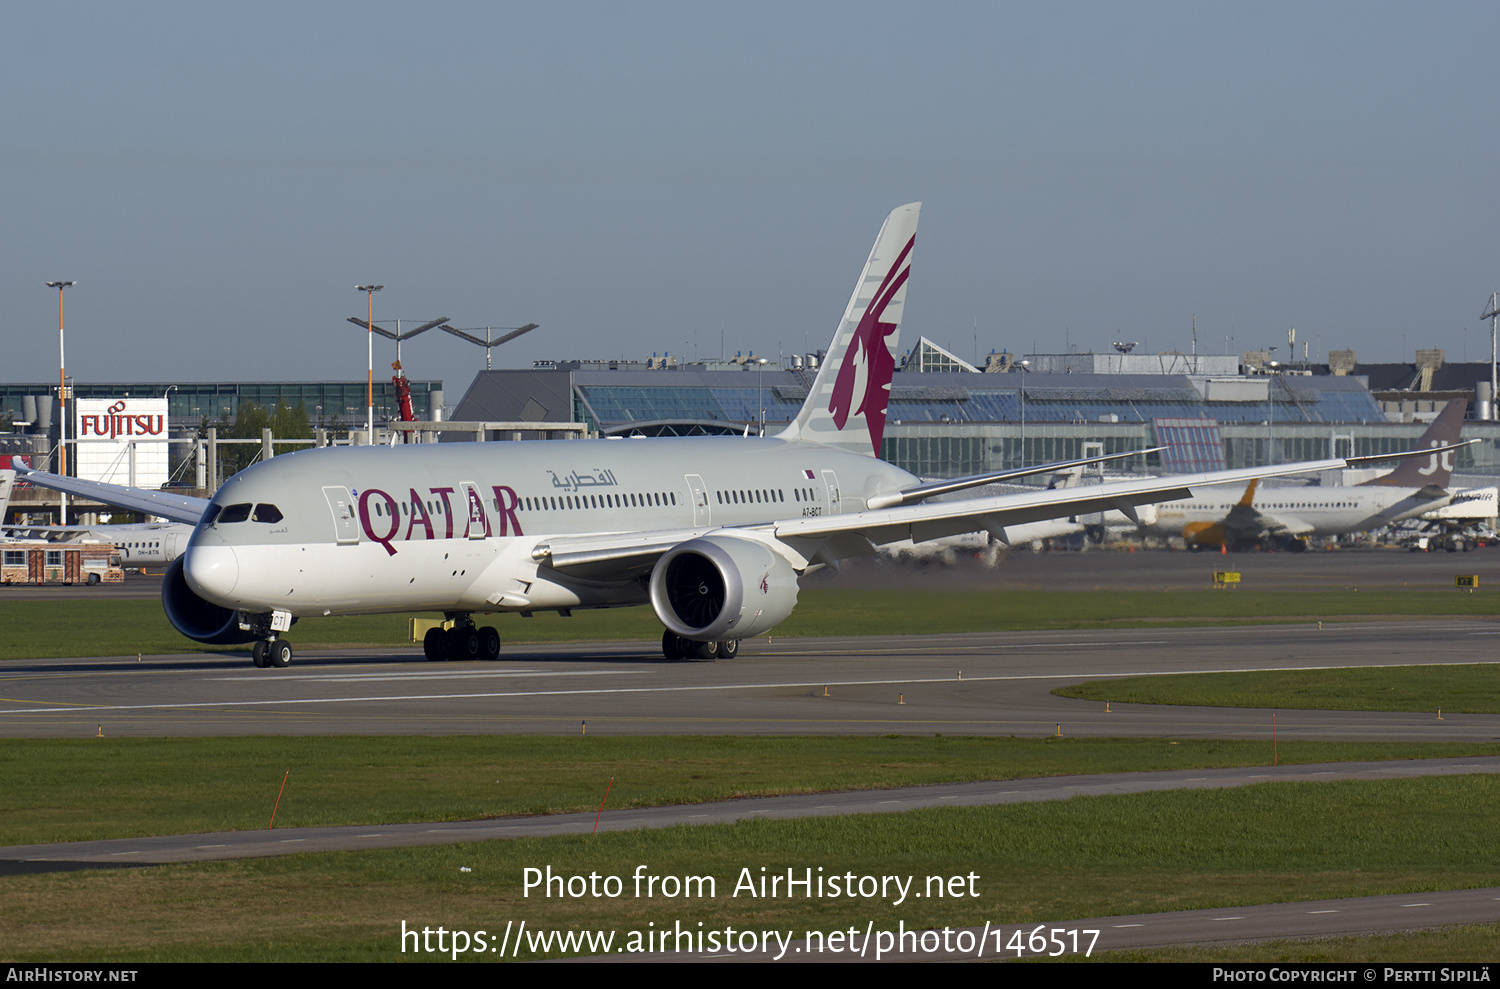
[[1, 587, 1496, 659], [2, 734, 1498, 846], [1058, 664, 1500, 713], [2, 775, 1497, 961]]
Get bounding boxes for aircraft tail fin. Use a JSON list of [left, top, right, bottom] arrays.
[[1237, 478, 1259, 506], [778, 202, 920, 456], [1361, 400, 1466, 488]]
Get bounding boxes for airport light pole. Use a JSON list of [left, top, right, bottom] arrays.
[[438, 322, 540, 369], [355, 285, 383, 441], [1482, 294, 1499, 422], [1017, 359, 1030, 468], [1265, 358, 1281, 465], [755, 357, 768, 435], [45, 281, 75, 523]]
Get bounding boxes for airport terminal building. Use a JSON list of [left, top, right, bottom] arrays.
[[3, 342, 1498, 523], [450, 342, 1500, 482]]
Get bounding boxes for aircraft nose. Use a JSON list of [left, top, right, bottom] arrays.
[[184, 535, 240, 604]]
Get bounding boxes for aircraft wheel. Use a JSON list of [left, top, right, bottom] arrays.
[[269, 641, 292, 668], [479, 626, 501, 660], [452, 627, 481, 661], [690, 640, 719, 661], [423, 627, 445, 661], [661, 629, 686, 660], [252, 641, 270, 668], [717, 639, 739, 659]]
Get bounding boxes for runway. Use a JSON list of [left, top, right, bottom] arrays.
[[4, 555, 1499, 958], [1, 621, 1496, 739]]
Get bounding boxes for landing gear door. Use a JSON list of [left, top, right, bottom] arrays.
[[322, 486, 359, 545], [685, 474, 710, 526]]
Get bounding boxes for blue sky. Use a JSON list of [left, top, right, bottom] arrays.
[[5, 1, 1499, 403]]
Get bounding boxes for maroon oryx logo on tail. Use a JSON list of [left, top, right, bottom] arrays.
[[827, 234, 915, 455]]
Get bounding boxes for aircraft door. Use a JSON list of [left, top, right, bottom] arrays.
[[459, 481, 490, 539], [685, 474, 710, 526], [822, 469, 841, 515], [321, 486, 360, 545]]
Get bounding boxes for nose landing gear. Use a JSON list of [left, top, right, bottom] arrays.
[[250, 639, 292, 668]]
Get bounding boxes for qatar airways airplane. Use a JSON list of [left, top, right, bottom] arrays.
[[11, 204, 1451, 668]]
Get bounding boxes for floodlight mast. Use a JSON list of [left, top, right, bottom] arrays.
[[344, 316, 450, 365], [440, 322, 540, 369], [355, 285, 384, 440], [45, 280, 75, 523], [1482, 293, 1499, 422]]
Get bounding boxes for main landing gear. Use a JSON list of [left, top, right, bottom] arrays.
[[424, 615, 502, 662], [661, 630, 740, 661], [251, 639, 292, 668]]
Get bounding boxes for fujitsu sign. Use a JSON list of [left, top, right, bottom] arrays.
[[74, 397, 170, 487], [79, 399, 166, 440]]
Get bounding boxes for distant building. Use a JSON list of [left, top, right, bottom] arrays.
[[1021, 352, 1241, 376], [449, 351, 1500, 479]]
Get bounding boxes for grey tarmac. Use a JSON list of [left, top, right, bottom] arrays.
[[1, 621, 1497, 739]]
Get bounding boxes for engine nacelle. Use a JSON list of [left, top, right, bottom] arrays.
[[649, 535, 799, 641], [162, 557, 259, 644]]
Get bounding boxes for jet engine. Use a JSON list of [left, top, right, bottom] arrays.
[[161, 557, 259, 644], [649, 535, 799, 642]]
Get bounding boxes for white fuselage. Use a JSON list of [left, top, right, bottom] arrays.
[[1148, 482, 1450, 542], [182, 436, 915, 619], [1, 522, 189, 566]]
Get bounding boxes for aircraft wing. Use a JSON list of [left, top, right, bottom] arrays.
[[537, 458, 1351, 573], [766, 460, 1346, 552], [8, 460, 209, 525]]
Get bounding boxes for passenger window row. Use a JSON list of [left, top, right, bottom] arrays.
[[514, 492, 679, 512]]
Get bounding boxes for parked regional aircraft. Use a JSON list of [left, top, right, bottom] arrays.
[[0, 468, 191, 565], [8, 204, 1464, 668], [1145, 400, 1470, 549]]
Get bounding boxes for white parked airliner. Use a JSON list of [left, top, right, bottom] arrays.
[[11, 204, 1457, 668], [1144, 400, 1468, 550]]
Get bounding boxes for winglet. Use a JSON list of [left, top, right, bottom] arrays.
[[779, 203, 920, 456]]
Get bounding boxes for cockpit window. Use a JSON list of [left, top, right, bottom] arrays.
[[218, 503, 253, 523], [253, 504, 284, 524], [200, 504, 222, 526]]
